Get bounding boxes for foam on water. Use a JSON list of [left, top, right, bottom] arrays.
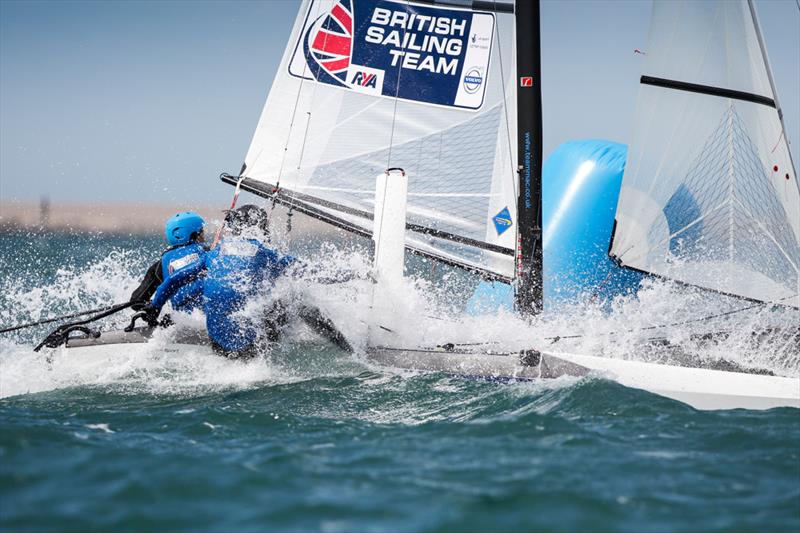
[[300, 250, 799, 378], [3, 233, 798, 532], [0, 238, 298, 399], [1, 232, 798, 403], [0, 329, 295, 399]]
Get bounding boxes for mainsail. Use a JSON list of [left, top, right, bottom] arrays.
[[610, 0, 800, 308], [235, 0, 520, 282]]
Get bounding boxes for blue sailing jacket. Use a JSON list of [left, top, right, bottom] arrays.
[[203, 238, 295, 351], [153, 242, 207, 313], [151, 237, 295, 352]]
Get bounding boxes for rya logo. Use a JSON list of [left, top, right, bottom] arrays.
[[351, 71, 377, 88]]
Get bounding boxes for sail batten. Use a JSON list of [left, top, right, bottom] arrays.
[[610, 0, 800, 308], [640, 76, 776, 108]]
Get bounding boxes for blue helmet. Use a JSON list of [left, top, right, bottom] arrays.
[[165, 211, 205, 246]]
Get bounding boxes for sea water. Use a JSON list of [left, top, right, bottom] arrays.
[[1, 231, 798, 531]]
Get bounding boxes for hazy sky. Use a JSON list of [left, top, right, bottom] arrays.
[[1, 0, 798, 205]]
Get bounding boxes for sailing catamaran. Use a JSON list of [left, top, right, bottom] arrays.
[[216, 0, 799, 410], [45, 0, 797, 410]]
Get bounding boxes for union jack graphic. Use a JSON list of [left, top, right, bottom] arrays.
[[304, 0, 353, 86]]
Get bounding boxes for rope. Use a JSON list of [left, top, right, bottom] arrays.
[[212, 177, 243, 249], [273, 1, 324, 192], [770, 130, 785, 154], [589, 270, 615, 303], [545, 300, 785, 345], [272, 1, 328, 238], [429, 296, 796, 350]]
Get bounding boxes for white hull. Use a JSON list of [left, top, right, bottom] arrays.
[[63, 341, 216, 359], [367, 346, 800, 411], [61, 328, 800, 410], [63, 326, 216, 358]]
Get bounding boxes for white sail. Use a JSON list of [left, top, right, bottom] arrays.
[[242, 0, 518, 280], [610, 0, 800, 307]]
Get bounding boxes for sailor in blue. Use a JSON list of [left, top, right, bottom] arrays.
[[202, 204, 297, 354], [144, 205, 298, 356], [203, 235, 295, 354], [130, 211, 207, 313], [143, 204, 352, 357]]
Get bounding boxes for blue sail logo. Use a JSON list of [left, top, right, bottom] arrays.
[[492, 207, 512, 235]]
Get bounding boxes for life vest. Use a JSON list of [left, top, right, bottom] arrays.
[[159, 242, 207, 312]]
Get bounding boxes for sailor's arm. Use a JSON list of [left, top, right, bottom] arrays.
[[130, 260, 163, 310], [150, 260, 205, 311]]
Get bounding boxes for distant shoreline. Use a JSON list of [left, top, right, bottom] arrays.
[[0, 200, 342, 237], [0, 200, 222, 235]]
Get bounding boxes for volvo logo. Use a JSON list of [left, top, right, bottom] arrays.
[[463, 68, 483, 94]]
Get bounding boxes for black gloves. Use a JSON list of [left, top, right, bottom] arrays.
[[140, 303, 160, 327]]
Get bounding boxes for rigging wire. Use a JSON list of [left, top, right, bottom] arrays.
[[272, 0, 323, 193], [370, 1, 411, 341], [493, 0, 521, 288], [544, 300, 775, 344], [378, 0, 410, 253], [432, 296, 797, 350], [494, 0, 518, 201], [277, 0, 329, 236], [385, 0, 410, 169]]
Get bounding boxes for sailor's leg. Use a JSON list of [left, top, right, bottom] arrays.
[[298, 305, 352, 353], [263, 300, 289, 342]]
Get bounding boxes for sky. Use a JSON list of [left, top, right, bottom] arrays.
[[1, 0, 798, 205]]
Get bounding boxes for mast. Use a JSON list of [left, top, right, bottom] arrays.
[[514, 0, 544, 315], [747, 0, 798, 181]]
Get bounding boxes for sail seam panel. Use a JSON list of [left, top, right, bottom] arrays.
[[220, 174, 512, 282], [285, 184, 514, 255], [730, 195, 800, 275], [222, 176, 514, 256]]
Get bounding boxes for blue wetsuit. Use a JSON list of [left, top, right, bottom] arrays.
[[151, 237, 295, 353], [204, 238, 295, 352], [153, 242, 207, 313]]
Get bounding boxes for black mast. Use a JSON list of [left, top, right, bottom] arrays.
[[514, 0, 544, 315]]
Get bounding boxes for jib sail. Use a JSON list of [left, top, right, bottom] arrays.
[[609, 0, 799, 308]]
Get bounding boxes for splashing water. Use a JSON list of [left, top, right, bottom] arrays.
[[2, 230, 799, 531], [1, 230, 798, 401]]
